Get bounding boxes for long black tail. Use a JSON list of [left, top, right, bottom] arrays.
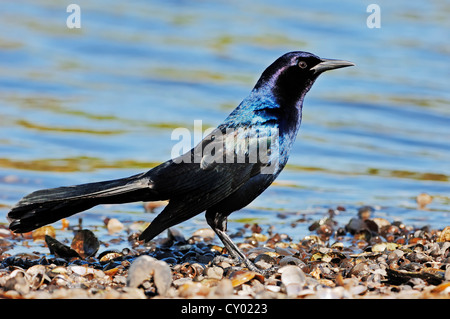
[[8, 172, 159, 233]]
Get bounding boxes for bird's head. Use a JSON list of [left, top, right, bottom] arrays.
[[254, 51, 354, 109]]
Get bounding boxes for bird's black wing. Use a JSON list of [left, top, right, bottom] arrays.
[[139, 125, 277, 241]]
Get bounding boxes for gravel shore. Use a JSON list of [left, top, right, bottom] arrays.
[[0, 204, 449, 299]]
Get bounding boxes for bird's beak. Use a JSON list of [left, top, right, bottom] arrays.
[[311, 59, 355, 74]]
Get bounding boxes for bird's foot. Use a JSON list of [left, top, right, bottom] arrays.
[[212, 255, 239, 265], [256, 265, 279, 277], [212, 255, 278, 277], [243, 260, 278, 276]]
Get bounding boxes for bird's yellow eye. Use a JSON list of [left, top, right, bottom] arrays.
[[298, 61, 307, 69]]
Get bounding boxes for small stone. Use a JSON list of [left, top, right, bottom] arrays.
[[32, 226, 56, 241], [113, 275, 127, 286], [192, 228, 215, 240], [280, 266, 306, 297], [107, 218, 124, 235], [416, 193, 432, 210], [358, 206, 374, 220], [445, 267, 450, 281], [213, 279, 233, 297], [206, 266, 223, 280], [438, 226, 450, 242]]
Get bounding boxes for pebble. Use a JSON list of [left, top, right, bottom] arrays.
[[280, 265, 306, 297], [192, 228, 215, 240], [416, 193, 432, 210], [438, 227, 450, 242], [206, 266, 223, 280], [32, 226, 56, 241], [107, 218, 124, 235]]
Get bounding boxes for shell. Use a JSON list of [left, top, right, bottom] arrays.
[[26, 264, 46, 277], [69, 265, 93, 276], [280, 265, 306, 297], [5, 269, 30, 295], [438, 226, 450, 242], [252, 233, 268, 242], [50, 274, 72, 287], [192, 228, 215, 240], [247, 247, 275, 255], [431, 282, 450, 294], [386, 267, 445, 285], [98, 250, 123, 262], [32, 226, 56, 241], [279, 256, 303, 267], [104, 268, 119, 277], [70, 229, 100, 259], [205, 266, 224, 280], [61, 218, 70, 230], [274, 246, 297, 256], [106, 218, 124, 235], [126, 255, 172, 296], [229, 270, 264, 288], [302, 235, 323, 245], [371, 217, 391, 230], [178, 281, 210, 297], [416, 193, 432, 209], [143, 200, 168, 213], [180, 262, 205, 278], [26, 265, 48, 290], [331, 241, 344, 250], [211, 278, 234, 297], [45, 235, 81, 258], [47, 266, 68, 278], [372, 242, 400, 253], [253, 253, 277, 270]]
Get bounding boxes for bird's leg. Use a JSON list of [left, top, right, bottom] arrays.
[[215, 229, 257, 269], [206, 210, 270, 274]]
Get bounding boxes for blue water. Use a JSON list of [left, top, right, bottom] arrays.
[[0, 1, 449, 253]]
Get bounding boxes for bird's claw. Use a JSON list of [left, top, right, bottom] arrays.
[[212, 255, 278, 277], [245, 261, 278, 277], [212, 255, 239, 265], [253, 265, 277, 276]]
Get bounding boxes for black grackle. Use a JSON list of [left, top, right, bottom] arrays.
[[8, 51, 353, 273]]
